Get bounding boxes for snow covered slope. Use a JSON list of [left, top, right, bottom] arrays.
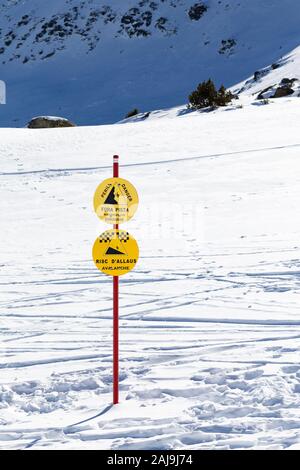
[[1, 0, 300, 126], [0, 95, 300, 449]]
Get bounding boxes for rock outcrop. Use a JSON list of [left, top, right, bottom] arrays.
[[27, 116, 75, 128]]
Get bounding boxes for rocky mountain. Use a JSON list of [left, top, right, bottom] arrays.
[[0, 0, 300, 126]]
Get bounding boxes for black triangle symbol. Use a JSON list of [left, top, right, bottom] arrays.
[[106, 246, 126, 255], [104, 186, 118, 205]]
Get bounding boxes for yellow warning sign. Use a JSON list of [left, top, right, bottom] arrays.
[[93, 177, 139, 224], [92, 229, 139, 276]]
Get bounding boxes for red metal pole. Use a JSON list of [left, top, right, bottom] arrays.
[[113, 155, 119, 405]]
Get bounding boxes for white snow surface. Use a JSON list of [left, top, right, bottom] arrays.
[[0, 96, 300, 450]]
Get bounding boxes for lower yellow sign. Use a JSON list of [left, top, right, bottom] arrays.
[[92, 229, 139, 276]]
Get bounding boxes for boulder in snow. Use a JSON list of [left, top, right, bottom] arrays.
[[257, 78, 298, 100], [27, 116, 76, 129]]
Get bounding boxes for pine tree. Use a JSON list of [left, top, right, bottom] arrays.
[[215, 85, 233, 106], [188, 80, 233, 109], [189, 79, 217, 109], [125, 108, 139, 118]]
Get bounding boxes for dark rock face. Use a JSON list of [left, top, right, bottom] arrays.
[[188, 3, 208, 21], [119, 8, 152, 37], [281, 77, 297, 85], [257, 86, 273, 100], [0, 0, 182, 66], [218, 38, 236, 55], [27, 116, 76, 128], [254, 69, 269, 81], [273, 86, 294, 98]]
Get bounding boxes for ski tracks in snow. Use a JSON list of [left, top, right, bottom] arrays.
[[1, 133, 300, 449], [1, 244, 300, 449]]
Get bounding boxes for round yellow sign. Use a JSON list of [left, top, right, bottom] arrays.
[[92, 229, 139, 276], [93, 177, 139, 225]]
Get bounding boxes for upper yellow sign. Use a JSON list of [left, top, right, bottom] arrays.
[[93, 177, 139, 225]]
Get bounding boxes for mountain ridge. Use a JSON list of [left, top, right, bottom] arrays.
[[1, 0, 300, 126]]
